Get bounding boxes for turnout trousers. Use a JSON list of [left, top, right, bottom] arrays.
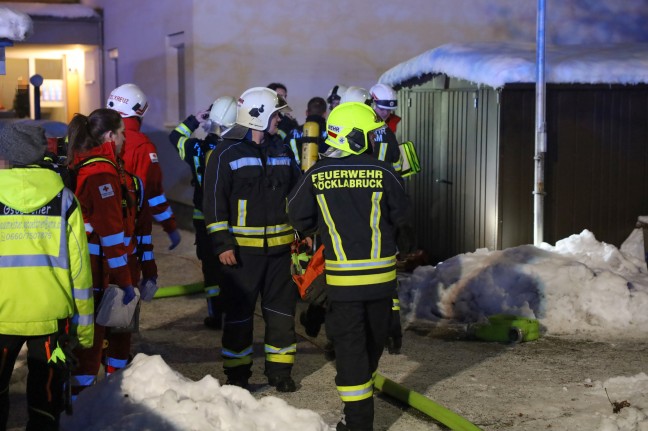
[[0, 329, 66, 431], [194, 218, 222, 318], [326, 297, 392, 431], [220, 251, 297, 381]]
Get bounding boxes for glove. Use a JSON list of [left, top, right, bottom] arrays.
[[122, 285, 137, 305], [168, 230, 181, 250], [195, 107, 211, 124], [139, 277, 158, 302], [48, 335, 79, 371]]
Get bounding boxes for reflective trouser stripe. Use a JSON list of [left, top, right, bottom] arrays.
[[392, 297, 400, 311], [265, 343, 297, 364], [205, 286, 220, 297], [337, 380, 374, 402]]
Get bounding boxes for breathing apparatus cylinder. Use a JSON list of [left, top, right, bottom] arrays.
[[301, 121, 320, 172]]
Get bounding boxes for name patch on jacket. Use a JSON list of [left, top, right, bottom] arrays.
[[99, 183, 115, 199], [312, 169, 383, 190], [149, 153, 159, 163]]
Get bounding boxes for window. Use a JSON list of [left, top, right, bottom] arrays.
[[165, 31, 185, 126]]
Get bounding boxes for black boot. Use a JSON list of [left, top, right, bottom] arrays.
[[324, 339, 336, 361], [268, 375, 297, 392], [204, 311, 223, 330]]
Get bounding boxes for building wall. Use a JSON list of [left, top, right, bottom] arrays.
[[80, 0, 648, 208]]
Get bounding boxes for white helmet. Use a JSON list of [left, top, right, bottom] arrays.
[[370, 83, 398, 110], [235, 87, 292, 131], [209, 96, 237, 128], [340, 86, 371, 105], [327, 84, 348, 105], [107, 83, 149, 118]]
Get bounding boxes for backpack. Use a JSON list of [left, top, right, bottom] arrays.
[[68, 156, 144, 216]]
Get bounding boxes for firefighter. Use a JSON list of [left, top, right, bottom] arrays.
[[369, 83, 401, 134], [106, 84, 180, 285], [203, 87, 301, 392], [285, 96, 329, 167], [369, 83, 405, 353], [326, 84, 348, 113], [0, 123, 94, 431], [66, 109, 140, 395], [169, 96, 237, 330], [267, 82, 299, 140], [287, 102, 413, 431]]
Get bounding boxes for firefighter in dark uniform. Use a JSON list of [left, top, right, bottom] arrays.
[[203, 87, 301, 392], [169, 96, 237, 330], [285, 96, 329, 167], [369, 83, 405, 354], [287, 102, 413, 431]]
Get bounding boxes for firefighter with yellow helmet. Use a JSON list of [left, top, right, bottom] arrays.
[[287, 102, 414, 431]]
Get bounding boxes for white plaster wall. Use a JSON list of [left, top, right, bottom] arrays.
[[81, 0, 648, 206]]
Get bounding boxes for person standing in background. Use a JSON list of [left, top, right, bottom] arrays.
[[169, 96, 238, 330], [0, 123, 94, 431], [326, 84, 348, 113], [285, 96, 328, 168], [369, 83, 401, 134], [267, 82, 299, 140], [107, 84, 181, 275]]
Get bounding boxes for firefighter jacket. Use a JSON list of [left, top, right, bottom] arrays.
[[203, 130, 301, 256], [0, 166, 94, 347], [284, 114, 328, 166], [72, 142, 135, 289], [371, 125, 403, 173], [169, 114, 221, 219], [287, 153, 411, 302], [121, 117, 177, 233]]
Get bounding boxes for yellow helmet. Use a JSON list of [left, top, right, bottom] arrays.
[[325, 102, 385, 155]]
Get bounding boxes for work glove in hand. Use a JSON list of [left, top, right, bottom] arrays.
[[48, 335, 79, 371], [168, 229, 181, 250], [122, 285, 137, 305]]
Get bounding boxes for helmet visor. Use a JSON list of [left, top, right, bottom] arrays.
[[276, 95, 292, 113]]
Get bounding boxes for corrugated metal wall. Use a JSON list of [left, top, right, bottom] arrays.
[[400, 80, 648, 260], [398, 79, 500, 263]]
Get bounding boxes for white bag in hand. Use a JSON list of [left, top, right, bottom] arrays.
[[96, 284, 140, 327]]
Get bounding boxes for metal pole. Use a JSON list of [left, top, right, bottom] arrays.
[[534, 0, 547, 245]]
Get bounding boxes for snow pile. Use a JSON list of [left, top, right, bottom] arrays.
[[399, 229, 648, 339], [379, 42, 648, 89], [61, 353, 329, 431], [0, 7, 32, 41]]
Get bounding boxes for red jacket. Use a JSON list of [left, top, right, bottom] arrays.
[[73, 142, 134, 289], [385, 113, 401, 134], [121, 117, 177, 234]]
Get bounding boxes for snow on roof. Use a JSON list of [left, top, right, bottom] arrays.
[[0, 2, 99, 20], [379, 42, 648, 89], [0, 7, 32, 41]]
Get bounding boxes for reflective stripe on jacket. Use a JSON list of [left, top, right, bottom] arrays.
[[287, 154, 410, 302]]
